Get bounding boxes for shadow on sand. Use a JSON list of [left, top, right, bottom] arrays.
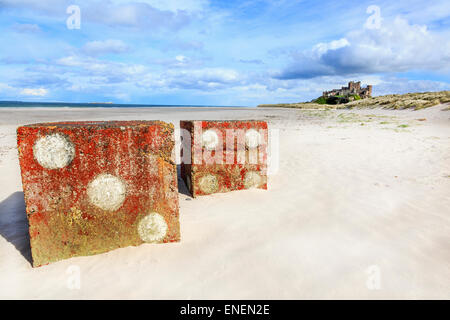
[[177, 164, 192, 198], [0, 192, 32, 265]]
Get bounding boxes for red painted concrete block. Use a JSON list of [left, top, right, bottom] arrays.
[[180, 120, 268, 197], [17, 121, 180, 267]]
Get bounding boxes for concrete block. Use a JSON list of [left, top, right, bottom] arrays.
[[180, 120, 268, 197], [17, 121, 180, 267]]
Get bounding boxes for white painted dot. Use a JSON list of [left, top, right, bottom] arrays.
[[87, 174, 126, 211], [138, 212, 168, 243], [245, 129, 261, 149], [198, 174, 219, 194], [33, 133, 75, 169], [244, 171, 262, 189], [202, 129, 219, 150]]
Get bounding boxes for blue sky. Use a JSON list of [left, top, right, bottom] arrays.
[[0, 0, 449, 106]]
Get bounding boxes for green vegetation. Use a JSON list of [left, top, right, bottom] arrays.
[[335, 113, 389, 123], [313, 94, 356, 105], [325, 96, 349, 105], [336, 113, 359, 123], [301, 109, 333, 118], [313, 96, 327, 104]]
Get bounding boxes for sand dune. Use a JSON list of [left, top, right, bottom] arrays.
[[0, 105, 449, 299], [258, 90, 450, 110]]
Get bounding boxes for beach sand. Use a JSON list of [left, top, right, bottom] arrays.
[[0, 105, 449, 299]]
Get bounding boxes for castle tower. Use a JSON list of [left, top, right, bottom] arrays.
[[367, 85, 372, 97]]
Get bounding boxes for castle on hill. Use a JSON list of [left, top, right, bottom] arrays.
[[323, 81, 372, 99]]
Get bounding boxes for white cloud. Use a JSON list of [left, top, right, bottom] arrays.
[[277, 17, 450, 79], [151, 54, 206, 68], [0, 0, 193, 30], [175, 55, 187, 62], [0, 83, 14, 92], [57, 55, 145, 75], [20, 87, 48, 96], [371, 76, 450, 96], [312, 38, 350, 57], [84, 2, 192, 30], [137, 67, 242, 90], [82, 39, 129, 56]]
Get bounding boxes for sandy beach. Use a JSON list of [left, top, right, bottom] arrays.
[[0, 105, 449, 299]]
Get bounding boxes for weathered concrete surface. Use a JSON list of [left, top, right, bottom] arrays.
[[17, 121, 180, 267], [180, 120, 268, 197]]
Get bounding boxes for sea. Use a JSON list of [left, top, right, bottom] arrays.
[[0, 101, 246, 108]]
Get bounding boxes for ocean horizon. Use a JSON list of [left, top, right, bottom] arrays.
[[0, 101, 249, 108]]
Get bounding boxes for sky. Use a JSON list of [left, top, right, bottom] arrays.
[[0, 0, 449, 106]]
